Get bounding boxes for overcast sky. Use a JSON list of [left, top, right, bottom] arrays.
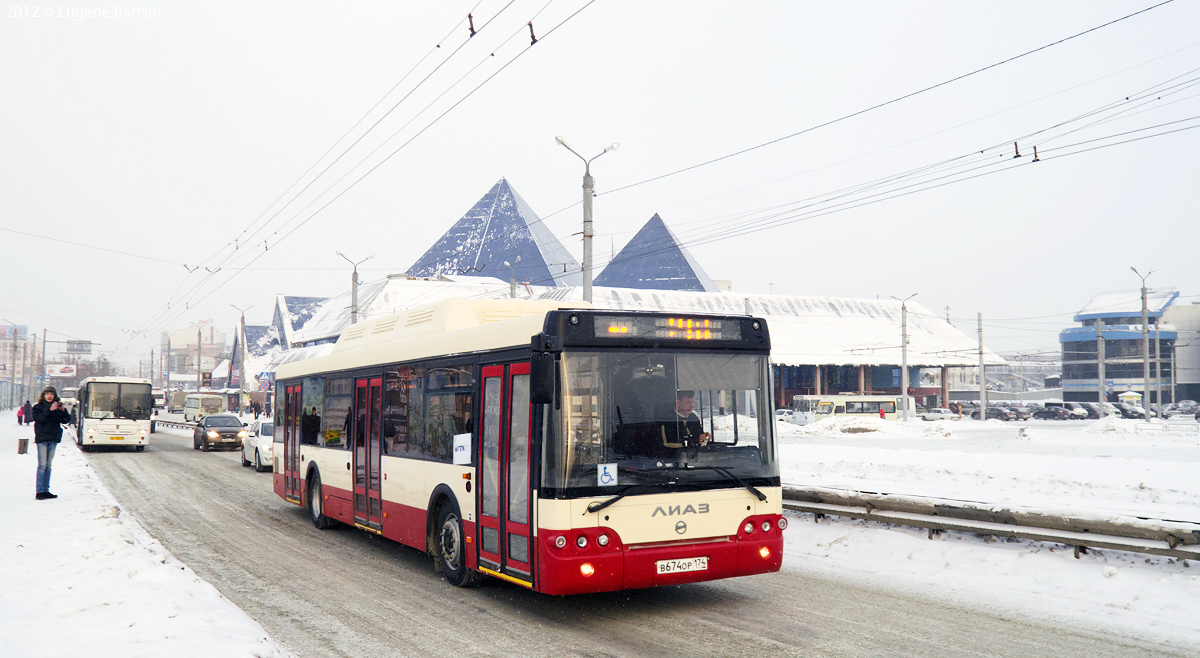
[[2, 0, 1197, 369]]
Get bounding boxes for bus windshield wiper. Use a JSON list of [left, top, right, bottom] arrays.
[[679, 465, 767, 502], [586, 484, 655, 515]]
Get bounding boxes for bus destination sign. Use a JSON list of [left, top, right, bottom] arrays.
[[594, 315, 740, 341]]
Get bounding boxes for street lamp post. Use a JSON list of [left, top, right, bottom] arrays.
[[337, 251, 374, 325], [230, 304, 254, 407], [556, 137, 618, 304], [1131, 266, 1154, 416], [890, 294, 917, 421]]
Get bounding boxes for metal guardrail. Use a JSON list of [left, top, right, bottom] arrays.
[[153, 419, 196, 431], [783, 486, 1200, 561]]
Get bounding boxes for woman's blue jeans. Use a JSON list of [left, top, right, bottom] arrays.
[[36, 442, 57, 494]]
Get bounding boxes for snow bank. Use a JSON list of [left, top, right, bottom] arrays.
[[0, 412, 291, 658], [787, 416, 955, 439]]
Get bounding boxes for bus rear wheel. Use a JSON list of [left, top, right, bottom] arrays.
[[435, 501, 480, 588], [308, 472, 336, 529]]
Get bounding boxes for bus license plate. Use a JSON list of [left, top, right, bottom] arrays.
[[111, 436, 125, 440], [656, 557, 708, 575]]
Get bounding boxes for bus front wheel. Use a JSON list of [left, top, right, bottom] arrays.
[[435, 501, 480, 588], [308, 472, 336, 529]]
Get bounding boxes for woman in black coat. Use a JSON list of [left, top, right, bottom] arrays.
[[31, 386, 71, 500]]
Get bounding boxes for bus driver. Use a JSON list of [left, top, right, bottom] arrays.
[[659, 390, 711, 452]]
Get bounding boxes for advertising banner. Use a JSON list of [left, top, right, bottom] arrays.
[[45, 364, 77, 377]]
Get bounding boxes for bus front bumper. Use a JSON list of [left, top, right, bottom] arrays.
[[535, 514, 785, 595]]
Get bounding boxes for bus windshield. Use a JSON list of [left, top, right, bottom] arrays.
[[545, 351, 778, 494], [793, 399, 816, 413], [87, 383, 153, 420]]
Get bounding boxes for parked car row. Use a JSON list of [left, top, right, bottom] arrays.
[[920, 399, 1157, 421]]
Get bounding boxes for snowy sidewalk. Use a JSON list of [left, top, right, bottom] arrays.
[[0, 411, 291, 658]]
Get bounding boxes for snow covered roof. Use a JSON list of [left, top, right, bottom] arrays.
[[1075, 288, 1179, 320], [593, 213, 718, 292], [533, 286, 1003, 367], [284, 276, 999, 367], [272, 295, 329, 349], [287, 275, 517, 347], [404, 178, 581, 287], [243, 325, 280, 358]]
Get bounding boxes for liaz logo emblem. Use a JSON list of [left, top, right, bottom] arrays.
[[651, 503, 709, 517], [675, 521, 687, 534]]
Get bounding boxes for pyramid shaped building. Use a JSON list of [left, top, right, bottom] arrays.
[[405, 179, 581, 287], [593, 213, 718, 292]]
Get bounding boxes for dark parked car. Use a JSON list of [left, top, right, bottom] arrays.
[[192, 414, 247, 451], [1033, 407, 1070, 420], [1009, 406, 1033, 420], [1115, 403, 1145, 419], [972, 406, 1016, 421], [1078, 402, 1103, 419]]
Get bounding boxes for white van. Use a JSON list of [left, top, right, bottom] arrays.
[[183, 393, 225, 422]]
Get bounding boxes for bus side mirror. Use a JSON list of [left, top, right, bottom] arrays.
[[530, 352, 555, 405]]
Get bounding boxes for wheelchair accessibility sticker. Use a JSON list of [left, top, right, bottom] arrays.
[[598, 463, 618, 487]]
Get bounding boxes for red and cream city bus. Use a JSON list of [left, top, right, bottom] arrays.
[[273, 298, 783, 595]]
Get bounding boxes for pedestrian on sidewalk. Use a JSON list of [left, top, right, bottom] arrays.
[[31, 387, 71, 500], [16, 404, 24, 425], [23, 400, 32, 424]]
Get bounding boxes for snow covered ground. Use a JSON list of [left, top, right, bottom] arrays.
[[2, 408, 1198, 654], [779, 416, 1200, 649], [0, 410, 291, 658]]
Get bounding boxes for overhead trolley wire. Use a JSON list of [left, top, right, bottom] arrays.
[[596, 0, 1178, 197], [129, 1, 598, 344]]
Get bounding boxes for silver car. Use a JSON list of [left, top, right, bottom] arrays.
[[241, 419, 274, 472]]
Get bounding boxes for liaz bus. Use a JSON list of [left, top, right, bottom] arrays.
[[273, 298, 783, 595], [75, 376, 154, 452]]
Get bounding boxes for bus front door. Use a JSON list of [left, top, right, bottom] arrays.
[[477, 362, 533, 584], [352, 377, 383, 531], [284, 384, 302, 503]]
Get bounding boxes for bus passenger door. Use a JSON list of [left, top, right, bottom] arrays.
[[352, 377, 383, 530], [284, 384, 302, 503], [477, 363, 534, 583]]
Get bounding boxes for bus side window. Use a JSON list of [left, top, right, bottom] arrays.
[[835, 406, 845, 414]]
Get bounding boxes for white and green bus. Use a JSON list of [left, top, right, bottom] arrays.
[[75, 377, 154, 452]]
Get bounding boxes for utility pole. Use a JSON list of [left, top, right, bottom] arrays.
[[166, 335, 171, 390], [192, 322, 203, 391], [337, 252, 373, 324], [1132, 267, 1153, 414], [556, 136, 618, 304], [890, 294, 917, 420], [978, 313, 987, 412], [1154, 323, 1162, 412]]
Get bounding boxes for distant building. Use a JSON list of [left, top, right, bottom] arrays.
[[1164, 302, 1200, 402], [1059, 289, 1178, 403]]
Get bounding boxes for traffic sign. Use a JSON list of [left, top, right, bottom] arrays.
[[259, 379, 271, 391]]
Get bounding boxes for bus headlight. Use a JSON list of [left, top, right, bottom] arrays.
[[576, 535, 588, 548], [580, 562, 595, 577], [762, 521, 771, 532], [554, 536, 567, 549], [139, 429, 148, 435], [778, 517, 788, 530], [744, 522, 754, 534], [87, 427, 96, 435], [759, 546, 771, 559], [597, 534, 609, 547]]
